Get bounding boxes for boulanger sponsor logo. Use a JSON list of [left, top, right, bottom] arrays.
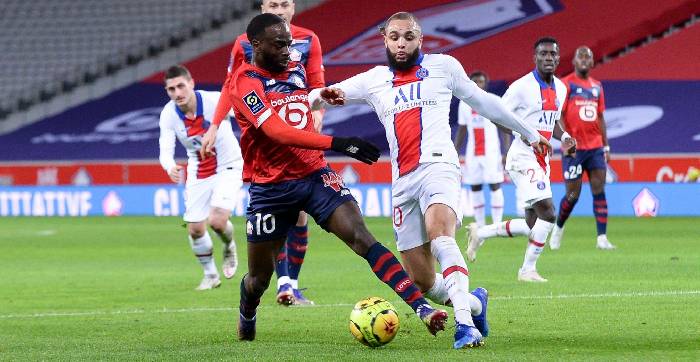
[[324, 0, 562, 65], [270, 93, 309, 107], [31, 107, 162, 144]]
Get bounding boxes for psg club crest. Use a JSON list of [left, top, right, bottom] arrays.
[[416, 67, 429, 79], [323, 0, 562, 65], [537, 181, 546, 190]]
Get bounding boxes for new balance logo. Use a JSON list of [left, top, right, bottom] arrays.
[[346, 145, 359, 154]]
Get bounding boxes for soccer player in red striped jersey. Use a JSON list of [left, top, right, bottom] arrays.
[[209, 0, 326, 306], [549, 46, 615, 250], [158, 65, 244, 290], [313, 12, 551, 349], [453, 71, 509, 228], [200, 13, 449, 342]]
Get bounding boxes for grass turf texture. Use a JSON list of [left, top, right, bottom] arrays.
[[1, 216, 698, 360]]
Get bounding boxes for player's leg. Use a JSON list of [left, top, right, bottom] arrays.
[[305, 167, 448, 336], [470, 184, 486, 227], [287, 212, 313, 304], [488, 183, 504, 224], [587, 149, 615, 249], [238, 237, 286, 341], [466, 169, 529, 262], [187, 221, 221, 290], [418, 163, 485, 347], [239, 181, 300, 340], [209, 170, 242, 278], [465, 158, 486, 227], [184, 180, 220, 290], [518, 198, 555, 282], [485, 153, 506, 224], [550, 153, 584, 249]]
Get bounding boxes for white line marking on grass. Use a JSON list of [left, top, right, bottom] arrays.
[[1, 290, 698, 320]]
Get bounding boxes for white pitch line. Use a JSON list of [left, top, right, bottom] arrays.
[[1, 290, 698, 320]]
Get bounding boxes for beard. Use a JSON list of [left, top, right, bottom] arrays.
[[262, 52, 288, 73], [386, 47, 420, 71]]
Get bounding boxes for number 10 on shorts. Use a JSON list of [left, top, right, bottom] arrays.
[[247, 213, 276, 235]]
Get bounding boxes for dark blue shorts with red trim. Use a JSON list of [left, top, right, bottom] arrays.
[[245, 166, 355, 242]]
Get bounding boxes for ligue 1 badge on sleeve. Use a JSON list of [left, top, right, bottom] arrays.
[[416, 67, 429, 79]]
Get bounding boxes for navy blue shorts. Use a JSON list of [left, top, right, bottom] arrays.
[[562, 147, 606, 181], [245, 166, 355, 242]]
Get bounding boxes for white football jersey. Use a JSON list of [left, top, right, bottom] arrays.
[[332, 53, 488, 181], [503, 71, 567, 173], [457, 102, 501, 159], [159, 90, 243, 185]]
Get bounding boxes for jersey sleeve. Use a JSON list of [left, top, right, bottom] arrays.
[[305, 34, 325, 89], [446, 56, 539, 143], [231, 74, 332, 149], [158, 109, 177, 172], [213, 40, 247, 126], [332, 70, 370, 102], [457, 101, 472, 126]]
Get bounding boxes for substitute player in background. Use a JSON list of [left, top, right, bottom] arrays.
[[453, 71, 509, 227], [208, 0, 324, 305], [201, 13, 449, 342], [549, 46, 615, 250], [467, 37, 576, 282], [158, 65, 243, 290], [313, 12, 551, 348]]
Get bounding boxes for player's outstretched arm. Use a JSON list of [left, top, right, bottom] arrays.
[[259, 113, 380, 164]]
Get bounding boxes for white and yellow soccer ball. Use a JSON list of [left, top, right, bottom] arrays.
[[348, 297, 400, 347]]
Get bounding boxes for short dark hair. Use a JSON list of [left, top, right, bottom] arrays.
[[534, 36, 558, 51], [469, 70, 489, 82], [247, 13, 286, 42], [379, 11, 421, 34], [164, 65, 191, 83]]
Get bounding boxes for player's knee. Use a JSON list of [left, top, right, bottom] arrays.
[[188, 223, 206, 239], [489, 183, 501, 191], [247, 274, 271, 296], [347, 228, 374, 256], [566, 195, 579, 205], [540, 209, 556, 223], [208, 217, 228, 234], [470, 184, 483, 192]]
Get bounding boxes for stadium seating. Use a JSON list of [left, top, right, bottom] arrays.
[[0, 0, 247, 118]]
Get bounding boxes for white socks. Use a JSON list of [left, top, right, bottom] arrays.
[[490, 188, 504, 224], [218, 220, 234, 244], [189, 232, 217, 277], [430, 236, 477, 326], [521, 219, 554, 272], [425, 272, 482, 316], [470, 190, 486, 226], [477, 219, 530, 239]]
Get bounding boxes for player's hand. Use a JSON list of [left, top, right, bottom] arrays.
[[200, 124, 219, 159], [530, 135, 552, 156], [561, 136, 577, 156], [320, 87, 345, 105], [168, 165, 183, 183], [331, 136, 381, 164]]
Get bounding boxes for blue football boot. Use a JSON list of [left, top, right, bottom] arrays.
[[470, 287, 489, 337]]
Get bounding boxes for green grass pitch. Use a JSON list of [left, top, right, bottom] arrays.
[[1, 216, 698, 360]]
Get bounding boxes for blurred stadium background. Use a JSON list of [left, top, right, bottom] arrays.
[[1, 0, 699, 217]]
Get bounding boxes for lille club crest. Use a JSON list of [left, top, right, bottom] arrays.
[[321, 172, 345, 192], [323, 0, 562, 65]]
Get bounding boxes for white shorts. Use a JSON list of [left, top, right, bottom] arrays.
[[183, 169, 242, 223], [392, 163, 463, 252], [463, 154, 505, 185], [507, 162, 551, 210]]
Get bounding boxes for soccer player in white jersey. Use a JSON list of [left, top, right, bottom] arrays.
[[159, 65, 244, 290], [311, 12, 550, 349], [453, 71, 509, 227], [466, 37, 577, 282]]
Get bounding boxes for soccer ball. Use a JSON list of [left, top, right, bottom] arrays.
[[348, 297, 400, 347]]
